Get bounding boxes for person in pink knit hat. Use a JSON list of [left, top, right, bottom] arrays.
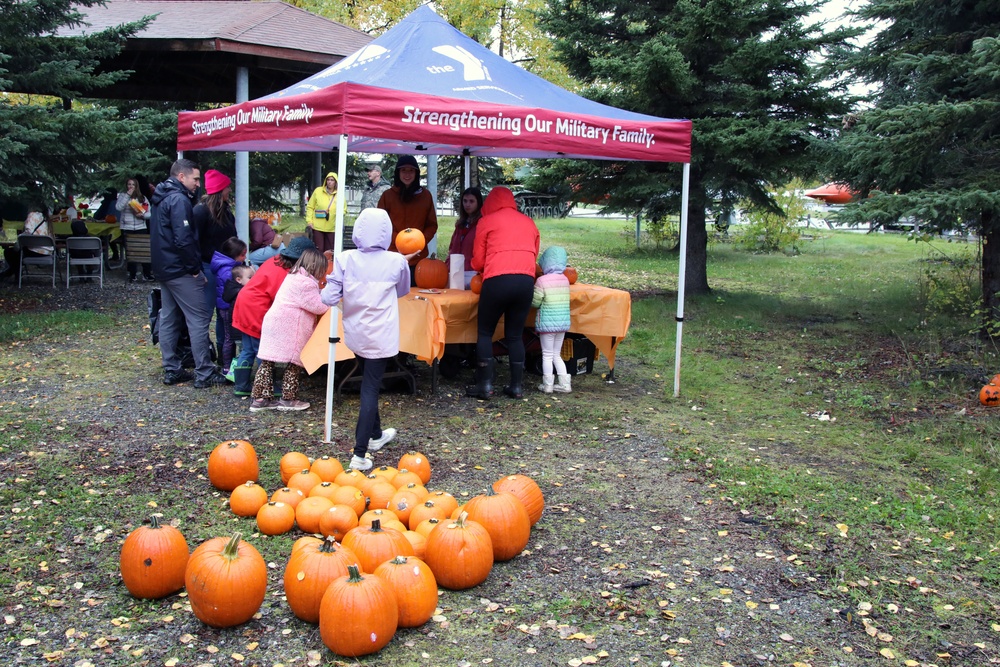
[[192, 169, 237, 364]]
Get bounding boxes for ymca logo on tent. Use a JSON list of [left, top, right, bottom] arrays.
[[431, 44, 490, 82]]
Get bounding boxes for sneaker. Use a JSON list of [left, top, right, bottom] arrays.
[[249, 398, 278, 412], [276, 399, 310, 411], [367, 428, 396, 453], [194, 371, 229, 388], [163, 369, 194, 385], [350, 455, 373, 472]]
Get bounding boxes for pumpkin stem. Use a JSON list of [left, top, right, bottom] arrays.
[[148, 515, 163, 529], [222, 532, 242, 560], [484, 486, 498, 497], [456, 511, 469, 526], [390, 555, 409, 565], [320, 536, 339, 553], [370, 519, 382, 532], [347, 564, 364, 582]]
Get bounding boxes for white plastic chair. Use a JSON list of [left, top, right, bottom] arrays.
[[66, 237, 104, 288]]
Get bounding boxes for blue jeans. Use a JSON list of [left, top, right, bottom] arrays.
[[354, 356, 389, 458], [248, 244, 283, 267]]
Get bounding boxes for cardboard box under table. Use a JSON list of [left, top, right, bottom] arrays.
[[301, 284, 631, 392]]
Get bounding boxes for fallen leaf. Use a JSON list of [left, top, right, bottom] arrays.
[[836, 523, 849, 537], [879, 647, 895, 659]]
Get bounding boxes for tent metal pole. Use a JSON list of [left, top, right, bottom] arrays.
[[323, 134, 350, 443], [464, 155, 470, 189], [235, 67, 250, 244], [674, 162, 690, 398]]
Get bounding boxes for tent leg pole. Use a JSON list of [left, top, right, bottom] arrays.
[[674, 162, 690, 398], [324, 134, 350, 444]]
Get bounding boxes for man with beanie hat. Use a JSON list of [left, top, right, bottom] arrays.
[[150, 159, 229, 388], [377, 155, 438, 272], [359, 164, 392, 211]]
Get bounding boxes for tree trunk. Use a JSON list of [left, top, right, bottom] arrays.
[[981, 211, 1000, 338], [684, 179, 711, 296]]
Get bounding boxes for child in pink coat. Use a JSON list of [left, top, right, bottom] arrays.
[[250, 248, 329, 412]]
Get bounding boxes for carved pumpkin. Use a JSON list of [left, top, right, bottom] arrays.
[[492, 474, 545, 526], [563, 266, 578, 284], [295, 496, 335, 534], [310, 455, 345, 483], [119, 516, 189, 599], [395, 228, 426, 255], [284, 536, 360, 624], [256, 501, 295, 536], [280, 452, 311, 485], [342, 519, 414, 574], [979, 383, 1000, 406], [470, 273, 483, 294], [373, 555, 438, 627], [423, 512, 493, 590], [319, 504, 360, 541], [207, 440, 258, 491], [229, 481, 268, 517], [319, 564, 398, 657], [463, 487, 532, 561], [414, 258, 448, 289], [397, 451, 432, 485], [185, 533, 267, 628]]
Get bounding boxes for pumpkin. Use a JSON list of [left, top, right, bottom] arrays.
[[292, 535, 322, 556], [342, 519, 414, 574], [407, 500, 449, 530], [397, 451, 431, 485], [979, 383, 1000, 406], [296, 496, 335, 534], [230, 481, 269, 517], [535, 262, 543, 277], [365, 479, 398, 511], [319, 504, 360, 542], [287, 469, 323, 496], [308, 481, 341, 500], [563, 266, 578, 284], [330, 485, 367, 516], [402, 530, 427, 560], [370, 465, 399, 483], [310, 455, 344, 483], [119, 516, 189, 599], [319, 564, 398, 657], [991, 373, 1000, 387], [373, 556, 438, 628], [391, 469, 424, 489], [284, 536, 360, 624], [470, 273, 483, 294], [360, 508, 402, 528], [271, 486, 305, 509], [256, 502, 295, 536], [414, 258, 448, 289], [463, 487, 531, 561], [280, 451, 311, 485], [104, 214, 117, 224], [334, 468, 368, 487], [424, 512, 493, 590], [414, 517, 442, 538], [207, 440, 258, 491], [185, 533, 267, 628], [395, 228, 426, 255], [403, 482, 430, 502], [492, 474, 545, 526], [426, 490, 459, 518], [387, 488, 422, 527]]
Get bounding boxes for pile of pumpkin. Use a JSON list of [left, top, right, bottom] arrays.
[[979, 373, 1000, 406], [119, 439, 544, 658]]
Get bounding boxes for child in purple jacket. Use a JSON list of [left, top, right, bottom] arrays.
[[210, 237, 248, 374], [321, 208, 411, 471]]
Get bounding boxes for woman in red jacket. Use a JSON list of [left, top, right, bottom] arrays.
[[468, 186, 540, 399]]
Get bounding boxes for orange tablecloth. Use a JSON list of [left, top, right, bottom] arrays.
[[301, 284, 631, 374]]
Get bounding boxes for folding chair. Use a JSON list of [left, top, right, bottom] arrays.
[[66, 237, 104, 288], [17, 234, 57, 287]]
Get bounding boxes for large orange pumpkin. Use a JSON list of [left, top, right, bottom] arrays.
[[373, 555, 438, 627], [470, 273, 483, 294], [397, 451, 432, 485], [493, 474, 545, 526], [207, 440, 258, 491], [463, 487, 532, 561], [414, 258, 448, 289], [284, 536, 360, 624], [319, 504, 360, 541], [185, 533, 267, 628], [342, 519, 414, 573], [119, 516, 189, 599], [395, 228, 426, 255], [319, 564, 398, 657], [423, 512, 493, 590]]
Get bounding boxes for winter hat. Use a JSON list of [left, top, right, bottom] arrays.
[[395, 155, 419, 171], [281, 236, 317, 260], [204, 169, 231, 195], [539, 246, 568, 275]]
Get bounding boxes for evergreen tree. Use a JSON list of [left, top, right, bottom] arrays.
[[832, 0, 1000, 333], [538, 0, 856, 294], [0, 0, 147, 205]]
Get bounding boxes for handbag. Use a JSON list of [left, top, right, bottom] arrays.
[[314, 195, 334, 220]]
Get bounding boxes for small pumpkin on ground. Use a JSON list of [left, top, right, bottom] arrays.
[[319, 504, 360, 542], [279, 451, 311, 485], [287, 469, 323, 496], [980, 383, 1000, 406], [296, 496, 335, 535], [319, 564, 398, 657], [310, 455, 345, 482], [284, 536, 360, 623], [207, 440, 258, 491], [119, 516, 189, 599], [463, 487, 531, 562], [185, 533, 267, 628], [423, 512, 493, 590], [271, 486, 305, 509], [256, 501, 295, 536], [230, 481, 268, 517], [373, 555, 437, 627], [342, 519, 414, 574], [397, 451, 432, 485]]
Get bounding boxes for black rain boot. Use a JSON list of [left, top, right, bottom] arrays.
[[232, 361, 253, 397], [503, 362, 525, 399], [465, 357, 494, 399]]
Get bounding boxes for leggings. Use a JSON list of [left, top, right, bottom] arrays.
[[476, 273, 534, 363], [539, 331, 568, 376], [251, 360, 302, 401]]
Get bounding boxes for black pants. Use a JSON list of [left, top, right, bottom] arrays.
[[476, 273, 534, 363], [354, 356, 389, 458]]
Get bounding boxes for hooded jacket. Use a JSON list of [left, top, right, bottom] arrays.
[[377, 163, 438, 265], [210, 251, 243, 310], [320, 208, 411, 359], [531, 246, 571, 333], [150, 176, 201, 281], [232, 256, 291, 338], [258, 267, 329, 366], [306, 172, 345, 233], [471, 187, 540, 280]]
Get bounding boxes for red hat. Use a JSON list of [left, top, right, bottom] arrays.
[[204, 169, 231, 195]]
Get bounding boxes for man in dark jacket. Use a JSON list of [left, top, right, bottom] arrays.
[[150, 159, 228, 388]]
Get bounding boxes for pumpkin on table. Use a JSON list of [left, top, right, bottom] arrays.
[[414, 257, 448, 289], [207, 440, 258, 491], [119, 516, 189, 599], [319, 564, 398, 657], [185, 533, 267, 628], [470, 273, 483, 294], [284, 536, 360, 624]]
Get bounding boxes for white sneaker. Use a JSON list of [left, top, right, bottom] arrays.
[[367, 427, 396, 453], [350, 455, 373, 472]]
